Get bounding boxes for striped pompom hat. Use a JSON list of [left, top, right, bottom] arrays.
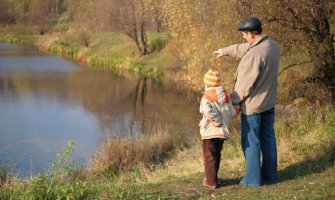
[[204, 69, 221, 87]]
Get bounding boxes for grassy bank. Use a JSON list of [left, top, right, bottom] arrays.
[[0, 26, 176, 78], [1, 106, 334, 199]]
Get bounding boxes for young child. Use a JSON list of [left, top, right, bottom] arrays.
[[199, 69, 237, 189]]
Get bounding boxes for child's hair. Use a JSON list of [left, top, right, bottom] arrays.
[[204, 69, 221, 87]]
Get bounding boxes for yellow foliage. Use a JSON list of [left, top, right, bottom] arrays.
[[160, 0, 240, 91]]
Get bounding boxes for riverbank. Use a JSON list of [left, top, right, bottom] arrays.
[[0, 26, 180, 82], [1, 105, 334, 199]]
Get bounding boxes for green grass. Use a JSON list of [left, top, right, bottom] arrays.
[[0, 35, 21, 44], [49, 31, 170, 76], [0, 26, 39, 45]]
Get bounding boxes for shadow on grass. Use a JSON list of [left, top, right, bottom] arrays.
[[188, 172, 239, 188], [218, 178, 240, 187], [278, 140, 335, 182]]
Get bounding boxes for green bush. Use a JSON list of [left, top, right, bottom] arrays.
[[148, 36, 167, 53], [1, 141, 88, 200]]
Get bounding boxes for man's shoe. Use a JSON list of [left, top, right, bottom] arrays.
[[233, 178, 242, 184], [217, 178, 225, 185], [263, 179, 277, 185]]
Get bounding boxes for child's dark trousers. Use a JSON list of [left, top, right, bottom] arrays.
[[202, 138, 224, 186]]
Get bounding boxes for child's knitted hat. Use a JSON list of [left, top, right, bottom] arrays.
[[204, 69, 221, 87]]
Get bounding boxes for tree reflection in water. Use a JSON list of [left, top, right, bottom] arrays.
[[131, 77, 147, 137]]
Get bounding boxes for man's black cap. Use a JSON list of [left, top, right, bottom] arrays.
[[237, 17, 262, 31]]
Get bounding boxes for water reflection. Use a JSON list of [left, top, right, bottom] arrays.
[[0, 43, 199, 176]]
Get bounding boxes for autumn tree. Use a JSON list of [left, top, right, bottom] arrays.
[[92, 0, 157, 55], [237, 0, 335, 102], [159, 0, 239, 91], [63, 0, 81, 20], [74, 0, 95, 28], [0, 0, 15, 24], [5, 0, 31, 30], [148, 0, 165, 32], [124, 0, 150, 55], [29, 0, 55, 34], [91, 0, 122, 31]]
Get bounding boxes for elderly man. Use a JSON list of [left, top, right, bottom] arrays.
[[213, 17, 280, 187]]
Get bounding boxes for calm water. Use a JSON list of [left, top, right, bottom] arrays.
[[0, 43, 199, 176]]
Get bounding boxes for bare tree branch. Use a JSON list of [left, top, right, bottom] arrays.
[[279, 60, 313, 76]]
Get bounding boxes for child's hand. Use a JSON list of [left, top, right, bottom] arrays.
[[234, 106, 241, 115], [212, 121, 222, 127]]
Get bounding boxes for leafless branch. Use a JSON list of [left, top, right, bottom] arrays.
[[279, 60, 313, 76]]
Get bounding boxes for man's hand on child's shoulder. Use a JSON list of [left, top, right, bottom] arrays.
[[234, 106, 241, 116]]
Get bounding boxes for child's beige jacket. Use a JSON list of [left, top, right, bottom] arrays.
[[199, 86, 236, 139]]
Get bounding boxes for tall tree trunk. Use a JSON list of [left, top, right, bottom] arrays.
[[140, 21, 147, 55], [129, 0, 142, 53], [139, 0, 147, 55], [126, 0, 148, 56]]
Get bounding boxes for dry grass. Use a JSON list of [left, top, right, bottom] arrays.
[[139, 106, 335, 187], [88, 131, 190, 176], [0, 166, 10, 188], [141, 141, 204, 183]]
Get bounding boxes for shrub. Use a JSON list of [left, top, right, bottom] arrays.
[[15, 141, 88, 200]]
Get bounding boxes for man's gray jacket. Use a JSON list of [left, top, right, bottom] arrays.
[[216, 35, 280, 114]]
